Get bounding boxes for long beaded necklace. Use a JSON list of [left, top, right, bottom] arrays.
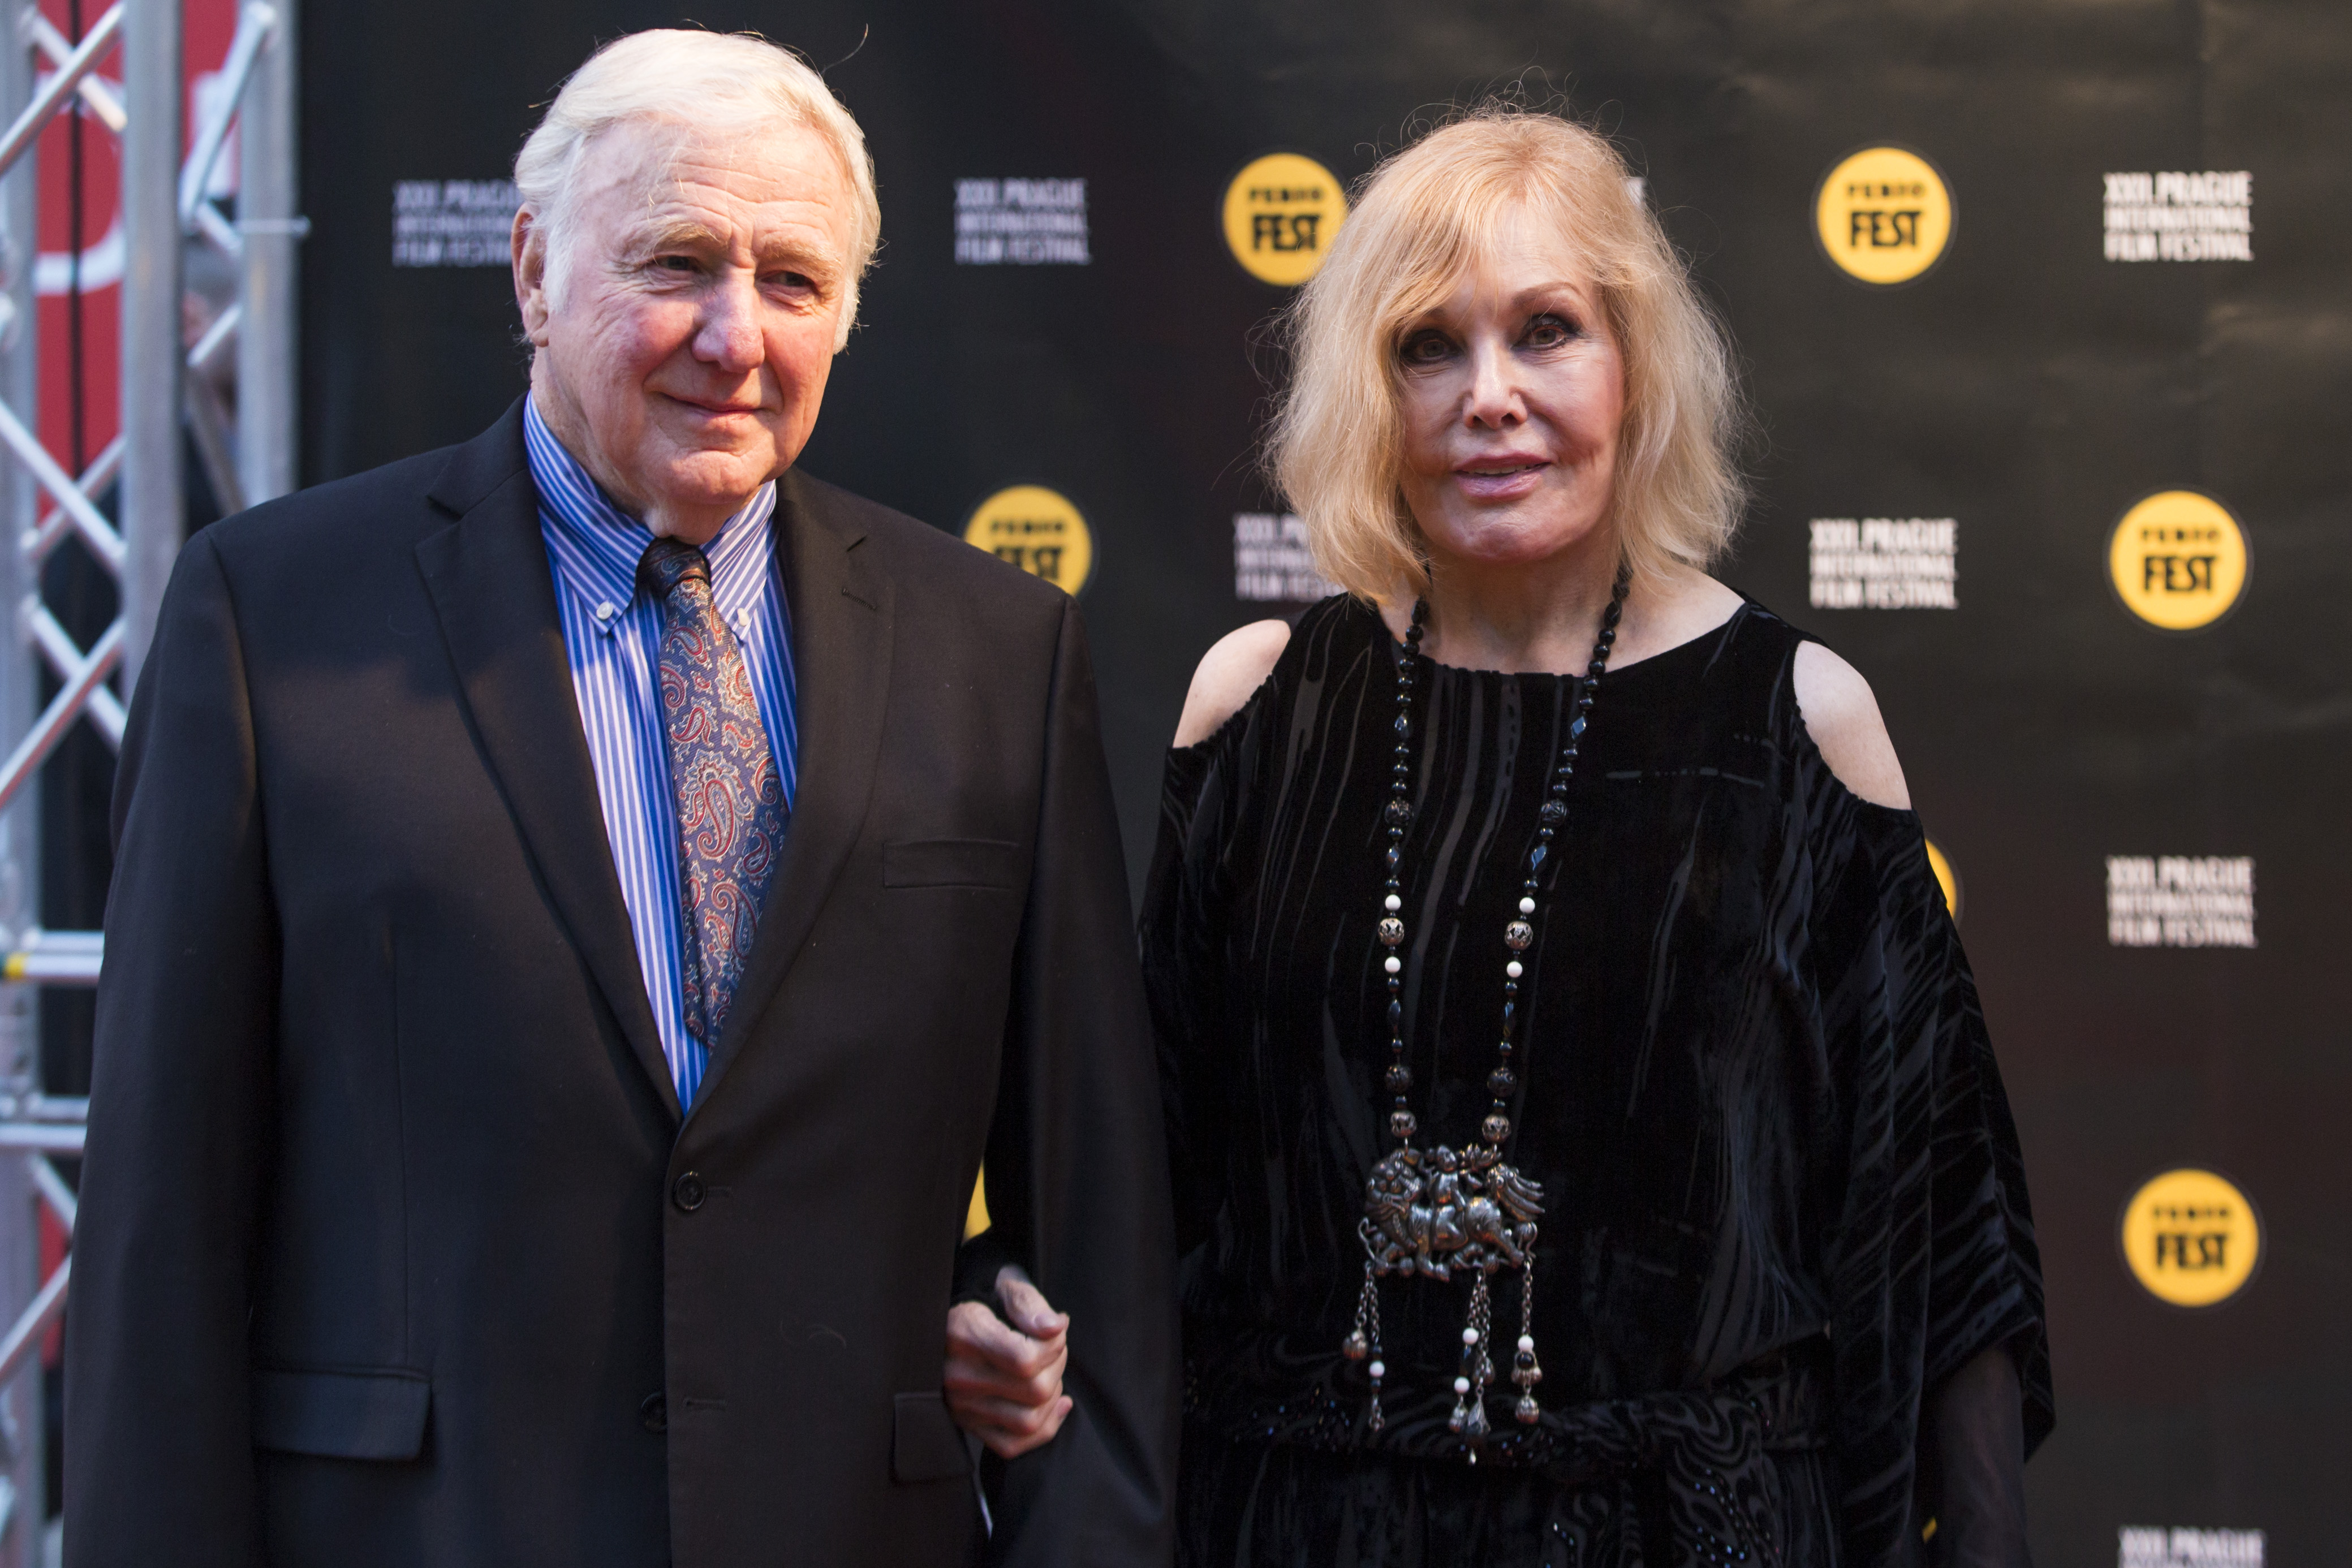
[[1342, 563, 1630, 1453]]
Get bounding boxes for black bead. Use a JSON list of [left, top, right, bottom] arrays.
[[1388, 1000, 1403, 1029], [1488, 1066, 1518, 1097], [1385, 799, 1414, 828], [1540, 799, 1568, 824]]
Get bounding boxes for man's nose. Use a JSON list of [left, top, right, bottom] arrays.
[[691, 271, 765, 371]]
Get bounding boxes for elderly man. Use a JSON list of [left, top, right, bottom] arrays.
[[65, 30, 1173, 1568]]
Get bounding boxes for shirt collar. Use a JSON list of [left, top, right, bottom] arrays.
[[524, 395, 779, 636]]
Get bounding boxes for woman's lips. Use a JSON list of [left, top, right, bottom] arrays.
[[1453, 460, 1548, 501]]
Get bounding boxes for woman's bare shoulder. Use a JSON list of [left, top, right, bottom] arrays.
[[1791, 641, 1910, 809], [1174, 620, 1293, 748]]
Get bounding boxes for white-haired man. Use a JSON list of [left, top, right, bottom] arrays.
[[65, 30, 1174, 1568]]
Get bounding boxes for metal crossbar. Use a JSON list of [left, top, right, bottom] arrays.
[[0, 3, 302, 1553], [0, 4, 122, 177]]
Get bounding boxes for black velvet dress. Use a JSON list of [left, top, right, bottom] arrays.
[[1141, 595, 2052, 1567]]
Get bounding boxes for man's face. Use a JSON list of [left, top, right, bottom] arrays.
[[515, 115, 856, 541]]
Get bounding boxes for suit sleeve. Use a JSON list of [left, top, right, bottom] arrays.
[[975, 596, 1179, 1568], [65, 532, 277, 1565]]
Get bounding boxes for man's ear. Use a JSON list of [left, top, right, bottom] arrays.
[[513, 208, 553, 347]]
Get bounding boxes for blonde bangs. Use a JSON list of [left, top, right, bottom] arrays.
[[1269, 107, 1746, 606]]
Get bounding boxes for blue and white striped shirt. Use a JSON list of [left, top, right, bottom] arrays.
[[524, 398, 799, 1110]]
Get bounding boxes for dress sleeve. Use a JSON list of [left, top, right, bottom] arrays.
[[1808, 786, 2052, 1567], [1138, 699, 1258, 1262]]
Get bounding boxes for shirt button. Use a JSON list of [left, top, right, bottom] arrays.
[[640, 1393, 667, 1432], [595, 600, 617, 622], [673, 1171, 707, 1212]]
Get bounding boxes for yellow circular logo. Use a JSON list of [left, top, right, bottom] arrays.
[[1814, 146, 1954, 286], [2107, 490, 2248, 631], [963, 485, 1093, 596], [1925, 839, 1961, 921], [1222, 153, 1347, 286], [2120, 1168, 2261, 1308]]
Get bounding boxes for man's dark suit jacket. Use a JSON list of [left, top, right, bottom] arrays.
[[64, 400, 1177, 1567]]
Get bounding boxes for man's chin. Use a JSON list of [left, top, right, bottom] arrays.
[[647, 447, 793, 511]]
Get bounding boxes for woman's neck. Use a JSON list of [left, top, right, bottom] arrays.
[[1385, 532, 1625, 675], [1377, 542, 1744, 677]]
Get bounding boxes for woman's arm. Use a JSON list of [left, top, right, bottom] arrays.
[[1793, 640, 1910, 808], [1174, 620, 1291, 746], [1920, 1344, 2033, 1566]]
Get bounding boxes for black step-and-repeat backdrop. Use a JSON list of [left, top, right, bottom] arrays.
[[304, 4, 2349, 1562]]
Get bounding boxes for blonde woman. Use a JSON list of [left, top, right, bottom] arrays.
[[1141, 111, 2047, 1565]]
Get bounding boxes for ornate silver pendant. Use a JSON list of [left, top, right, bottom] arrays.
[[1356, 1141, 1543, 1278], [1345, 1140, 1549, 1445]]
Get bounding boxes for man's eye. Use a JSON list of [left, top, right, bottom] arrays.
[[768, 270, 815, 291], [654, 256, 697, 273]]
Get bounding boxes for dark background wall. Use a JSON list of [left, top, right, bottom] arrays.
[[301, 3, 2352, 1560]]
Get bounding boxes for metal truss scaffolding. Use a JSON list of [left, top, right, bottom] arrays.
[[0, 0, 298, 1556]]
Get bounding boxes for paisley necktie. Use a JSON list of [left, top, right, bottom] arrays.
[[638, 536, 787, 1107]]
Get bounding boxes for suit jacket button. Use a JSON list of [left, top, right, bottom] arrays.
[[673, 1171, 706, 1212], [640, 1393, 667, 1432]]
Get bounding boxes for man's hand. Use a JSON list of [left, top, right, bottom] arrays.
[[944, 1267, 1073, 1459]]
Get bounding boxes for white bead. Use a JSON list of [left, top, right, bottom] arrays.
[[1506, 961, 1523, 979], [1517, 1335, 1535, 1353], [1462, 1326, 1480, 1345], [1385, 956, 1402, 974], [1385, 893, 1402, 911], [1369, 1362, 1385, 1379], [1519, 896, 1536, 915], [1453, 1376, 1472, 1394]]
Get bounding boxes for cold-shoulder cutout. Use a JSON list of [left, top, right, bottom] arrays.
[[1793, 641, 1910, 810], [1175, 619, 1292, 748]]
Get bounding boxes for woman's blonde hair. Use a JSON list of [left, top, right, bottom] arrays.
[[1269, 107, 1745, 601]]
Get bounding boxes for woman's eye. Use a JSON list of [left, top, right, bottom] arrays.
[[1523, 315, 1576, 348], [1400, 331, 1453, 364]]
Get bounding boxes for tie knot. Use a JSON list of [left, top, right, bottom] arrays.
[[638, 536, 712, 600]]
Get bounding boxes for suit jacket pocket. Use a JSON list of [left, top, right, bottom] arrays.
[[883, 838, 1021, 890], [891, 1391, 973, 1483], [252, 1366, 431, 1461]]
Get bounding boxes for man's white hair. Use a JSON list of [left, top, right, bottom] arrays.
[[514, 29, 881, 351]]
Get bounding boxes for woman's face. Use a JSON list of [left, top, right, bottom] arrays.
[[1393, 208, 1626, 578]]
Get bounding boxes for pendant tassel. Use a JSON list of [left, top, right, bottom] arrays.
[[1345, 1259, 1386, 1433], [1513, 1259, 1544, 1424]]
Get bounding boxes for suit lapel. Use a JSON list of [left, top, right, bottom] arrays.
[[413, 401, 682, 1123], [687, 469, 894, 1121]]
